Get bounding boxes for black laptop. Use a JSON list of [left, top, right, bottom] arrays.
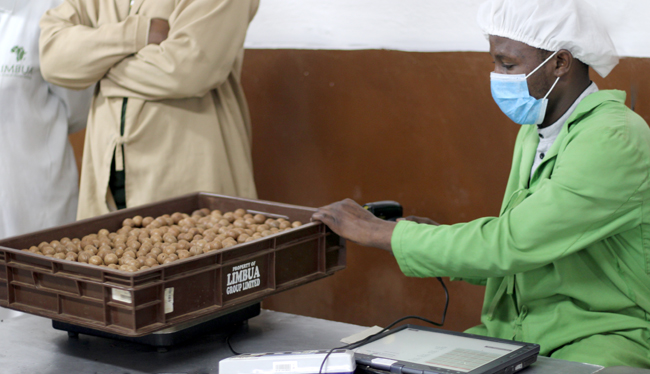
[[353, 325, 539, 374]]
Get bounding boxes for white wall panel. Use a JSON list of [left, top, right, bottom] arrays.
[[244, 0, 650, 58]]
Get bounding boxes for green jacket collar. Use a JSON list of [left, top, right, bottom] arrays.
[[527, 90, 627, 184], [566, 89, 626, 129]]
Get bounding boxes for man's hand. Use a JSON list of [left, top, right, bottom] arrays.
[[148, 18, 170, 45], [398, 216, 440, 225], [311, 199, 396, 251]]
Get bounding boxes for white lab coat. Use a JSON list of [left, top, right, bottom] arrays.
[[0, 0, 92, 239]]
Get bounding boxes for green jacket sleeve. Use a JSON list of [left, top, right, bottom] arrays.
[[392, 106, 649, 278]]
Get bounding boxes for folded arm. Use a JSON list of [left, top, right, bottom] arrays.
[[101, 0, 256, 100], [39, 0, 150, 90]]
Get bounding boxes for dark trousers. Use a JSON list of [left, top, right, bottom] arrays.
[[109, 151, 127, 210]]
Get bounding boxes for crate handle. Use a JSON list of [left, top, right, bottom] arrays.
[[32, 272, 82, 297]]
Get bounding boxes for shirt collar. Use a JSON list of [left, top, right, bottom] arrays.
[[537, 82, 599, 140]]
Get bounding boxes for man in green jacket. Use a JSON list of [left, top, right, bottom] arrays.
[[313, 0, 650, 368]]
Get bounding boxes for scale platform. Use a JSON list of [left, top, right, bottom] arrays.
[[53, 302, 261, 351]]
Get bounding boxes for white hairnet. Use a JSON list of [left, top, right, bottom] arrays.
[[477, 0, 619, 77]]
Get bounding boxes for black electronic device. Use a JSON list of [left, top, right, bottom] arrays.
[[363, 201, 403, 221], [353, 324, 539, 374]]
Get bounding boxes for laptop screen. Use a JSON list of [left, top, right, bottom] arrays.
[[354, 327, 536, 373]]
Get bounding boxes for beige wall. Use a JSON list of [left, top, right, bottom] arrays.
[[70, 50, 650, 331]]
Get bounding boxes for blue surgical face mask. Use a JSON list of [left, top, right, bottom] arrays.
[[490, 51, 560, 125]]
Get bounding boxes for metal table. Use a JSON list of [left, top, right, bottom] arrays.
[[0, 307, 604, 374]]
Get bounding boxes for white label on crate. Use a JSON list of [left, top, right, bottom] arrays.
[[226, 260, 261, 295], [164, 287, 174, 314], [273, 361, 297, 372], [111, 288, 132, 304]]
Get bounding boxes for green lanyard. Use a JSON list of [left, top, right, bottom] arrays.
[[129, 0, 134, 12]]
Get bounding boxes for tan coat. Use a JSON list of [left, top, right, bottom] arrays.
[[39, 0, 259, 219]]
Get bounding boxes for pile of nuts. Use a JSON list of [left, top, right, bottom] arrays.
[[22, 208, 303, 272]]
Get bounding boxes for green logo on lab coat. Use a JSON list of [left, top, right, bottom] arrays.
[[2, 46, 33, 78], [11, 46, 26, 62]]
